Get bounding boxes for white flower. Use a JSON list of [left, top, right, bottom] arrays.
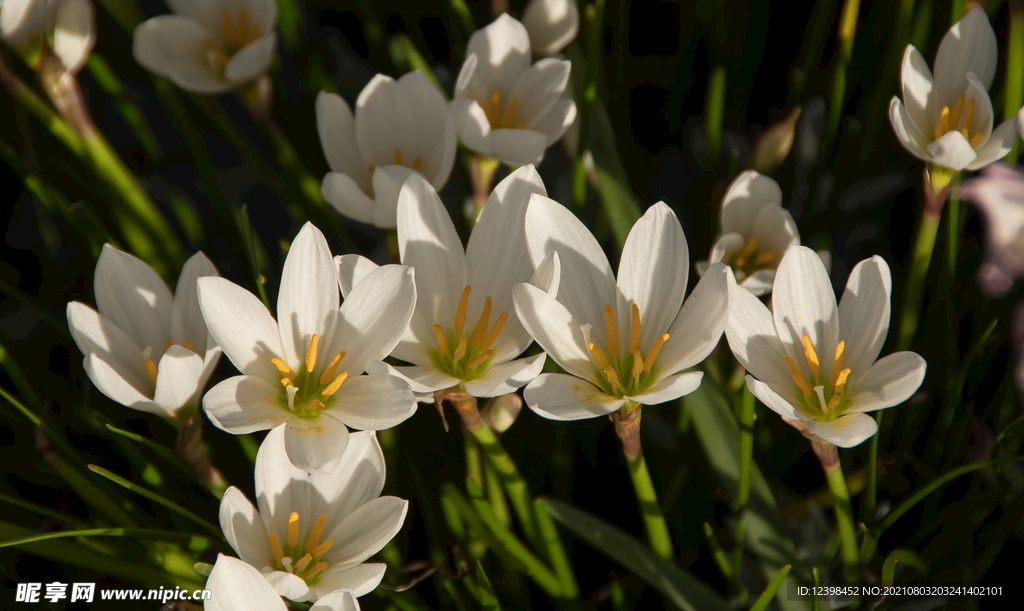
[[725, 246, 927, 448], [198, 222, 417, 472], [317, 71, 456, 229], [67, 245, 221, 423], [512, 197, 732, 420], [133, 0, 277, 94], [889, 7, 1018, 171], [206, 554, 360, 611], [219, 426, 404, 603], [958, 162, 1024, 297], [336, 168, 559, 398], [696, 170, 802, 296], [0, 0, 95, 73], [449, 14, 577, 166], [522, 0, 579, 57]]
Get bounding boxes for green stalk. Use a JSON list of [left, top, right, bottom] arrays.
[[703, 65, 727, 165], [465, 433, 485, 492], [824, 0, 862, 156], [823, 461, 860, 585], [896, 204, 942, 350], [88, 465, 222, 537], [573, 0, 606, 209], [614, 404, 673, 560], [950, 0, 967, 22], [1004, 0, 1024, 163], [732, 389, 755, 587]]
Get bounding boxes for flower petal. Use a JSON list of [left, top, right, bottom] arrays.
[[132, 16, 232, 94], [172, 251, 218, 354], [253, 424, 306, 524], [899, 45, 934, 134], [837, 256, 891, 376], [83, 353, 163, 416], [323, 172, 376, 225], [720, 170, 782, 237], [522, 0, 580, 57], [490, 128, 548, 166], [509, 58, 571, 128], [264, 571, 313, 603], [152, 345, 205, 414], [627, 371, 703, 405], [523, 373, 625, 421], [219, 487, 272, 570], [284, 413, 351, 473], [326, 496, 409, 567], [197, 276, 283, 380], [745, 376, 802, 421], [335, 254, 380, 299], [616, 202, 688, 351], [512, 283, 593, 380], [390, 364, 462, 393], [463, 353, 547, 397], [53, 0, 96, 74], [772, 246, 840, 381], [395, 70, 456, 187], [224, 33, 276, 82], [203, 375, 291, 434], [312, 431, 386, 519], [206, 555, 287, 611], [657, 263, 730, 374], [277, 223, 339, 370], [803, 412, 878, 448], [724, 273, 792, 387], [67, 302, 149, 392], [967, 116, 1019, 170], [926, 130, 978, 171], [355, 74, 416, 170], [933, 7, 997, 107], [449, 97, 494, 157], [528, 98, 577, 146], [889, 97, 932, 162], [464, 14, 532, 94], [328, 372, 417, 431], [851, 352, 926, 413], [0, 0, 49, 43], [373, 165, 421, 229], [94, 244, 172, 356], [317, 92, 369, 190], [311, 586, 365, 610]]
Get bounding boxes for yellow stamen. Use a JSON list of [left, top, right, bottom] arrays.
[[471, 297, 493, 346], [412, 157, 423, 172], [268, 533, 285, 569], [321, 372, 348, 397], [310, 539, 333, 558], [628, 303, 642, 355], [271, 357, 295, 381], [236, 9, 250, 46], [318, 351, 346, 385], [970, 131, 985, 146], [477, 312, 509, 352], [588, 343, 610, 370], [831, 341, 846, 385], [393, 149, 403, 166], [753, 251, 776, 266], [367, 165, 375, 174], [304, 514, 328, 554], [603, 366, 623, 392], [801, 335, 820, 379], [467, 350, 494, 369], [631, 350, 644, 379], [453, 337, 468, 361], [643, 334, 669, 372], [949, 95, 965, 129], [166, 340, 173, 349], [833, 368, 851, 394], [308, 399, 326, 410], [222, 10, 233, 45], [287, 512, 299, 547], [305, 334, 319, 373], [826, 394, 842, 412], [936, 105, 951, 140], [502, 97, 521, 128], [294, 553, 313, 573], [454, 285, 471, 337], [433, 324, 450, 354], [305, 562, 328, 580], [184, 340, 194, 351], [604, 304, 620, 356], [734, 236, 759, 267], [485, 88, 502, 126], [145, 359, 158, 384], [960, 98, 975, 137], [784, 355, 813, 399], [281, 377, 294, 388]]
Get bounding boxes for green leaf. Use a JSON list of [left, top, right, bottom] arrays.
[[750, 564, 791, 611], [881, 549, 927, 587], [473, 561, 502, 610], [540, 498, 728, 611], [0, 528, 214, 552], [275, 0, 303, 49]]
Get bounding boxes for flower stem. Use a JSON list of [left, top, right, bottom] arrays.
[[612, 404, 674, 560], [822, 457, 860, 585], [469, 155, 500, 220], [174, 415, 228, 499], [573, 0, 606, 208], [897, 181, 945, 351], [732, 388, 756, 583], [823, 0, 862, 157]]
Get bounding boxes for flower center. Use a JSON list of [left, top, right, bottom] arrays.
[[479, 88, 525, 130], [429, 285, 509, 380], [269, 334, 349, 417], [933, 94, 985, 147], [143, 340, 196, 385], [367, 149, 423, 176], [267, 511, 333, 583], [729, 237, 777, 283], [202, 9, 264, 69], [584, 303, 668, 398], [783, 335, 852, 420]]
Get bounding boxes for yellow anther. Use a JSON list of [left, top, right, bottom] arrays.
[[287, 512, 299, 547], [454, 285, 471, 337], [833, 368, 851, 394], [367, 165, 375, 174], [826, 394, 842, 412], [318, 351, 346, 385], [321, 372, 348, 397], [166, 340, 173, 349], [734, 236, 759, 267], [603, 366, 623, 392], [588, 342, 610, 370], [268, 533, 285, 569], [471, 297, 493, 346], [484, 88, 502, 126], [935, 105, 951, 140], [184, 340, 194, 351], [801, 335, 820, 379], [271, 357, 295, 381], [467, 350, 494, 369], [949, 95, 965, 128], [604, 304, 620, 356], [305, 562, 328, 580], [280, 377, 294, 388], [628, 303, 642, 355], [294, 553, 313, 573], [478, 312, 509, 352], [202, 39, 230, 68], [831, 341, 846, 385], [453, 337, 468, 361], [310, 539, 333, 558], [643, 334, 669, 372], [970, 131, 985, 146], [502, 97, 521, 128], [784, 355, 813, 399], [753, 251, 776, 266], [412, 157, 423, 172], [308, 399, 326, 411], [305, 334, 319, 373], [393, 149, 403, 166], [145, 359, 158, 384], [961, 98, 975, 135], [631, 350, 644, 379], [433, 324, 450, 355]]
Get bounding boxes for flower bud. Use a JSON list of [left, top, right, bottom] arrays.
[[752, 107, 801, 175], [481, 393, 523, 434]]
